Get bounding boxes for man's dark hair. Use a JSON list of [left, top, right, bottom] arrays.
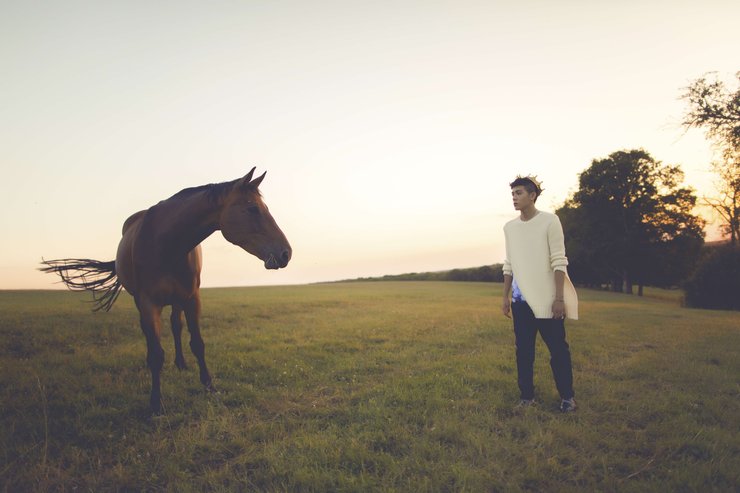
[[509, 176, 543, 201]]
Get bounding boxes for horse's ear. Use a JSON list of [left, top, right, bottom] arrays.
[[237, 167, 257, 189], [250, 171, 266, 189]]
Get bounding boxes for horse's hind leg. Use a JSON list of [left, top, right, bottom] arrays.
[[184, 293, 215, 392], [171, 305, 187, 370]]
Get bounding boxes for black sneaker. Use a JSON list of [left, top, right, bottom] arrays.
[[560, 398, 577, 413]]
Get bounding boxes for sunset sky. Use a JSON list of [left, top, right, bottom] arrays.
[[1, 0, 738, 290]]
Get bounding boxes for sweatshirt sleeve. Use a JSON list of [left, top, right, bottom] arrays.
[[502, 224, 513, 276], [548, 214, 569, 273]]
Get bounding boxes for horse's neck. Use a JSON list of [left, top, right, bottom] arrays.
[[151, 188, 223, 255]]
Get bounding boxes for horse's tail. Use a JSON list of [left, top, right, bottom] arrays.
[[39, 258, 123, 312]]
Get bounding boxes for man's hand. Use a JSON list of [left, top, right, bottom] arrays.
[[502, 274, 513, 319], [502, 297, 512, 318], [552, 299, 565, 319], [553, 270, 566, 319]]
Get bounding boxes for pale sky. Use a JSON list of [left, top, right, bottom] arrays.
[[1, 0, 737, 289]]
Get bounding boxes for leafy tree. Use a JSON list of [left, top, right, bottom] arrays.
[[681, 72, 740, 159], [557, 150, 705, 294], [681, 72, 740, 244]]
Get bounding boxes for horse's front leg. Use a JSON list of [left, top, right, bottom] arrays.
[[184, 293, 215, 392], [138, 298, 165, 413], [171, 305, 187, 370]]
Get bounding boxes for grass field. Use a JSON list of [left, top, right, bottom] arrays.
[[1, 282, 738, 492]]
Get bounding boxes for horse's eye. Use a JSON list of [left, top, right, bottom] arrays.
[[247, 205, 261, 215]]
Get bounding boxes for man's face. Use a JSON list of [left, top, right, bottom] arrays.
[[511, 185, 536, 211]]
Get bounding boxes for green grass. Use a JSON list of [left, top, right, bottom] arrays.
[[1, 282, 738, 492]]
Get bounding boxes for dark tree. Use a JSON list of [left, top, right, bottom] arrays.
[[557, 203, 607, 288], [684, 245, 740, 311], [557, 150, 705, 294]]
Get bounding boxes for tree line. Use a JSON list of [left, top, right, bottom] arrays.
[[347, 264, 506, 283]]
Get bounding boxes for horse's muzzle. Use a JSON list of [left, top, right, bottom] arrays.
[[264, 249, 291, 270]]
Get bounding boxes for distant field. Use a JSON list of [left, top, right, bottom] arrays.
[[1, 282, 738, 492]]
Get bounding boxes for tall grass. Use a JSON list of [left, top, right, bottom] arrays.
[[1, 283, 738, 491]]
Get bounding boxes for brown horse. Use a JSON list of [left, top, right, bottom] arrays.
[[41, 168, 291, 413]]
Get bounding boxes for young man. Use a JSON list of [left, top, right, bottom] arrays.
[[502, 176, 578, 412]]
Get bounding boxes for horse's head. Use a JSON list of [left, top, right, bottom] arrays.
[[220, 168, 292, 270]]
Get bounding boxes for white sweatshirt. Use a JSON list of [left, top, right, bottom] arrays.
[[503, 211, 579, 320]]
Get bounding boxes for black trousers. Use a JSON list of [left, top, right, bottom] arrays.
[[512, 301, 574, 400]]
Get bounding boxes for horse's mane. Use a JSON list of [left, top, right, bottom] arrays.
[[171, 181, 231, 203], [171, 179, 262, 204]]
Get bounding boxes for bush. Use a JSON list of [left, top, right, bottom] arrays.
[[683, 245, 740, 310]]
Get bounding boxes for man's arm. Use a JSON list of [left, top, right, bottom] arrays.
[[502, 274, 513, 318], [548, 215, 568, 319]]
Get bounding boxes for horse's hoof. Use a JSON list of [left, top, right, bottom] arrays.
[[175, 361, 188, 371], [149, 397, 163, 415], [205, 382, 218, 394]]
